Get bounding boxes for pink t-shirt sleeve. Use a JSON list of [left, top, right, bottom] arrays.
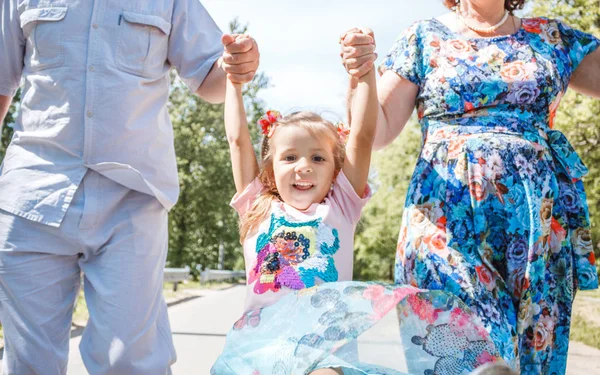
[[328, 171, 372, 225], [230, 178, 265, 217]]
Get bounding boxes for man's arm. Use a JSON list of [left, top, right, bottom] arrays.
[[167, 0, 259, 104], [0, 95, 12, 133], [0, 0, 24, 130], [195, 57, 227, 104]]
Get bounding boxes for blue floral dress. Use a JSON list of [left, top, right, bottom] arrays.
[[380, 17, 599, 374]]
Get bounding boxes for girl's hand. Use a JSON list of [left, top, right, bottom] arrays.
[[340, 27, 377, 80], [221, 34, 260, 84]]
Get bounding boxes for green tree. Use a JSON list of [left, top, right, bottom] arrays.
[[1, 90, 19, 160], [531, 0, 600, 259], [167, 20, 268, 275], [353, 119, 421, 281]]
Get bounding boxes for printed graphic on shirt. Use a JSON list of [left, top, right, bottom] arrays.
[[249, 209, 340, 294]]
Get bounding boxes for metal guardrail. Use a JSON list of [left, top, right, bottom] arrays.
[[200, 269, 245, 283], [164, 267, 191, 291], [163, 266, 246, 289]]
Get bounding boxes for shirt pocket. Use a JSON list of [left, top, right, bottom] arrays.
[[115, 11, 171, 78], [19, 6, 68, 71]]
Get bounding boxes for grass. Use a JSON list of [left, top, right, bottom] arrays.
[[570, 289, 600, 349], [578, 288, 600, 299], [72, 291, 89, 326]]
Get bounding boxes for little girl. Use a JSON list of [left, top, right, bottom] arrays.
[[211, 39, 500, 375]]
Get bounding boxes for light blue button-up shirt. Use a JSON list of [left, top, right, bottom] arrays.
[[0, 0, 223, 227]]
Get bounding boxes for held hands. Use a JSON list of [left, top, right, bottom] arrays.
[[221, 34, 260, 85], [340, 27, 377, 80]]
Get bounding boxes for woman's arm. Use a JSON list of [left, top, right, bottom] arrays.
[[569, 47, 600, 98], [224, 80, 260, 194], [343, 67, 378, 195], [373, 71, 419, 149]]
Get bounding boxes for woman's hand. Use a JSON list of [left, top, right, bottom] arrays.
[[340, 27, 378, 80]]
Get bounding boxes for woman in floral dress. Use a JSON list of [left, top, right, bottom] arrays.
[[341, 0, 599, 373]]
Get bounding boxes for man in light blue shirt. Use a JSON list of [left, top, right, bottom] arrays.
[[0, 1, 259, 373]]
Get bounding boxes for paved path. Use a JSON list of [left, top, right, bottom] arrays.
[[2, 285, 600, 374], [66, 287, 243, 374]]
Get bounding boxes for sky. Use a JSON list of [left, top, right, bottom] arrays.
[[202, 0, 448, 121]]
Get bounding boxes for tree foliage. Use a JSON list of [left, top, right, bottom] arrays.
[[1, 90, 18, 159], [167, 20, 268, 275]]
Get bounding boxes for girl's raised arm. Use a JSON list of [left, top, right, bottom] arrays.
[[343, 66, 378, 196], [224, 79, 260, 193]]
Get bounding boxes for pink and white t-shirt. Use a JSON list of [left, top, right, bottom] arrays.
[[231, 171, 371, 313]]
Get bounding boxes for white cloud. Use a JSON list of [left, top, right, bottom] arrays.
[[202, 0, 447, 118]]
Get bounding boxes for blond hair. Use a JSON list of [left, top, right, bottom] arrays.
[[239, 112, 346, 242]]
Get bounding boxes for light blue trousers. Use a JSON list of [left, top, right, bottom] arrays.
[[0, 170, 176, 374]]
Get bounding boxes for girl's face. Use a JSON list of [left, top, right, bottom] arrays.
[[270, 126, 336, 211]]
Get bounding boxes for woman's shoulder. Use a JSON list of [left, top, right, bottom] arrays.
[[520, 16, 566, 34], [395, 17, 443, 36]]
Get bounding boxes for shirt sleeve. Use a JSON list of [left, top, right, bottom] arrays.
[[168, 0, 223, 93], [0, 0, 24, 96], [328, 171, 372, 225], [230, 178, 265, 217], [557, 19, 600, 73], [378, 21, 422, 87]]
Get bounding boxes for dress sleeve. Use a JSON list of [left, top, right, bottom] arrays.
[[378, 22, 422, 86], [557, 20, 600, 73], [328, 171, 372, 225], [0, 0, 24, 96], [230, 178, 265, 217], [168, 0, 224, 93]]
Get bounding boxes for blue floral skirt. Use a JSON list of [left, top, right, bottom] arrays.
[[211, 281, 502, 374], [395, 123, 599, 373]]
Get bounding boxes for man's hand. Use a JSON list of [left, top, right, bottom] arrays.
[[340, 27, 377, 80], [221, 34, 260, 84]]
